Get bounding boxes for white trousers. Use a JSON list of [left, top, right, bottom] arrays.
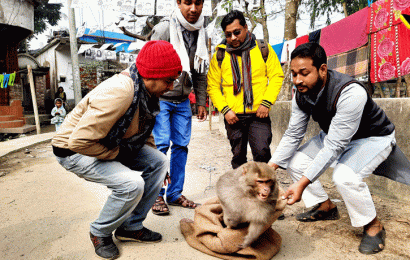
[[287, 144, 393, 227]]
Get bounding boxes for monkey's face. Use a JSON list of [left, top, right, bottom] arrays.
[[255, 178, 275, 202]]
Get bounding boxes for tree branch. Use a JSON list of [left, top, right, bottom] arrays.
[[118, 26, 153, 41]]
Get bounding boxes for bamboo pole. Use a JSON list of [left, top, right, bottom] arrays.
[[27, 65, 41, 134], [396, 76, 402, 97], [208, 38, 213, 131]]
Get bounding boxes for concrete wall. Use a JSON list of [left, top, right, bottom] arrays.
[[0, 0, 34, 31], [217, 98, 410, 201]]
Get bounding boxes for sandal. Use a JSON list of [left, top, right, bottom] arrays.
[[296, 204, 340, 222], [152, 196, 170, 215], [168, 195, 198, 209], [358, 227, 386, 254]]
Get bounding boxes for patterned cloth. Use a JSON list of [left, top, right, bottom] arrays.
[[327, 45, 369, 79], [367, 0, 410, 83]]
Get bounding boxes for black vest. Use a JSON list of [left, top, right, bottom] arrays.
[[295, 70, 394, 140]]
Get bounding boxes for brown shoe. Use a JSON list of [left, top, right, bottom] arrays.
[[151, 196, 170, 215], [90, 233, 119, 259], [168, 195, 199, 209]]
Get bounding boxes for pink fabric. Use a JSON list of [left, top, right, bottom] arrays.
[[370, 22, 410, 83], [295, 35, 309, 47], [320, 7, 369, 57], [367, 0, 410, 34]]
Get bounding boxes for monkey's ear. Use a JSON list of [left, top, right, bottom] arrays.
[[242, 166, 248, 175]]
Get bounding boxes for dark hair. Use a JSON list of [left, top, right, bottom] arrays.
[[221, 10, 246, 32], [176, 0, 204, 4], [291, 43, 327, 70]]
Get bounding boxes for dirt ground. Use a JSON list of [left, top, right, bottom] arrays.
[[1, 118, 410, 259]]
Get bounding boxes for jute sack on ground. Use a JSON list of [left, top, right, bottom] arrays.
[[180, 189, 286, 260]]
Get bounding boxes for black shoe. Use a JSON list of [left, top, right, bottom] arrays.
[[114, 227, 162, 243], [90, 233, 119, 259], [296, 205, 340, 222], [358, 227, 386, 254]]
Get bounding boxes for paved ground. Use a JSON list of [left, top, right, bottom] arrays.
[[1, 117, 409, 260]]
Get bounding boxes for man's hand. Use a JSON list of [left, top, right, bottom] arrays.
[[225, 110, 239, 125], [256, 105, 269, 118], [267, 161, 279, 170], [163, 173, 171, 187], [283, 176, 311, 205], [55, 112, 60, 115], [197, 105, 207, 122]]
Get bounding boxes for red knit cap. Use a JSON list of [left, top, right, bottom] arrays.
[[136, 40, 182, 79]]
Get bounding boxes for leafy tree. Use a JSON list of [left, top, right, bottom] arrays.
[[22, 2, 62, 52], [305, 0, 368, 29], [34, 2, 63, 35]]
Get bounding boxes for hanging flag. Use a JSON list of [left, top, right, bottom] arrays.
[[78, 44, 97, 54], [88, 25, 99, 35], [113, 42, 126, 49], [202, 0, 212, 16], [156, 0, 176, 16], [119, 52, 130, 64], [135, 0, 155, 15], [95, 49, 105, 60], [104, 50, 117, 60], [128, 40, 146, 51], [76, 26, 86, 38], [85, 48, 96, 59], [400, 14, 410, 29]]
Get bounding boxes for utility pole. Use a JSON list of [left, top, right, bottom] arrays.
[[67, 0, 82, 105]]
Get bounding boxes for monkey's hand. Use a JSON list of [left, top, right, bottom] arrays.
[[224, 110, 239, 125], [283, 176, 311, 205]]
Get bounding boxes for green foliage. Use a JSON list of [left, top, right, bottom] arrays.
[[34, 2, 62, 35], [306, 0, 368, 29]]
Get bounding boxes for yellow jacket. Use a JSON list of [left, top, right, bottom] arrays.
[[207, 41, 284, 114]]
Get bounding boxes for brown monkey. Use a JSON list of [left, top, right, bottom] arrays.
[[216, 161, 281, 248]]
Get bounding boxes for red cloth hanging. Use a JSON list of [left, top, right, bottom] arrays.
[[320, 7, 369, 57]]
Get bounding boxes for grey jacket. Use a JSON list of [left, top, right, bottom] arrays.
[[150, 18, 208, 107]]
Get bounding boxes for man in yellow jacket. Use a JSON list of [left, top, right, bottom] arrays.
[[207, 10, 284, 169]]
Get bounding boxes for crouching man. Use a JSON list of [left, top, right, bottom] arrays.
[[52, 41, 182, 259], [268, 42, 408, 255]]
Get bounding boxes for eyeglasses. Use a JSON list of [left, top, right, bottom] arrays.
[[225, 30, 242, 39]]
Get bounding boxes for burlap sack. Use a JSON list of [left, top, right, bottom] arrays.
[[180, 188, 287, 260]]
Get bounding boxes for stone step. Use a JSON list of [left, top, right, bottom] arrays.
[[0, 120, 25, 128], [0, 124, 36, 134], [0, 115, 16, 122]]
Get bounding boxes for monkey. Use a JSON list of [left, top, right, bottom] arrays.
[[216, 161, 280, 249]]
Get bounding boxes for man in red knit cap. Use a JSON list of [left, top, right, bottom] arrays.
[[52, 40, 182, 259]]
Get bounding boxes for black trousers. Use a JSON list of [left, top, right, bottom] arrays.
[[224, 113, 272, 169]]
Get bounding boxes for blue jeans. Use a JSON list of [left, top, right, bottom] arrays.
[[152, 99, 192, 203], [55, 145, 168, 237]]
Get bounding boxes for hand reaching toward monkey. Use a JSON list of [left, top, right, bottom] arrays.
[[283, 176, 311, 205]]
